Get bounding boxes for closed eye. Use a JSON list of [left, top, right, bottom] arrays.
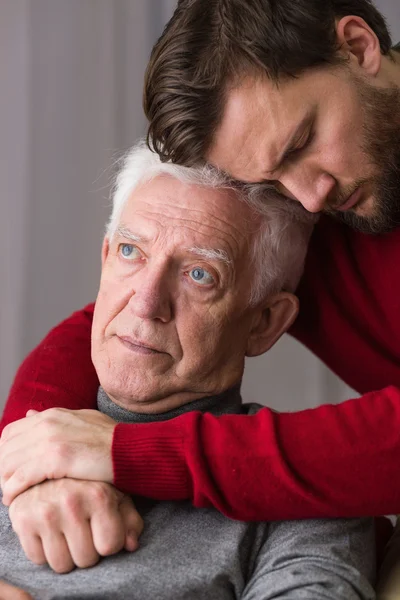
[[285, 129, 314, 161]]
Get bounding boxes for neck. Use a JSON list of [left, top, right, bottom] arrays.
[[97, 384, 242, 423]]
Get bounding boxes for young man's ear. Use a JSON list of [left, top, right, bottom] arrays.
[[245, 292, 299, 358], [336, 16, 381, 76], [101, 236, 110, 267]]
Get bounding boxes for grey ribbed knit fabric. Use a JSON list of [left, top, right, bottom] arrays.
[[0, 387, 376, 599]]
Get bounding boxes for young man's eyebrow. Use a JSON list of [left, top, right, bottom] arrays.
[[187, 246, 232, 266]]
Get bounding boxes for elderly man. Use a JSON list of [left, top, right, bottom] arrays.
[[2, 0, 400, 525], [0, 143, 375, 599]]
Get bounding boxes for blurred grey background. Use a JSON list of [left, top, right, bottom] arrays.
[[1, 0, 399, 411]]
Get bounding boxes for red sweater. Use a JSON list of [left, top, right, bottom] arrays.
[[3, 215, 400, 521]]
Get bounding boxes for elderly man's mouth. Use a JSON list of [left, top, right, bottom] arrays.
[[117, 336, 162, 355]]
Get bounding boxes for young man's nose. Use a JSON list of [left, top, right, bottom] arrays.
[[277, 170, 337, 214]]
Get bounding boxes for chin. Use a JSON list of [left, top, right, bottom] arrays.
[[101, 377, 156, 404]]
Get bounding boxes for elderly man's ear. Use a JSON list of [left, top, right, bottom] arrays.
[[101, 237, 110, 266], [245, 293, 299, 358]]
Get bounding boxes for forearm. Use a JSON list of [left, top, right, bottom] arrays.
[[1, 304, 98, 433], [112, 386, 400, 520]]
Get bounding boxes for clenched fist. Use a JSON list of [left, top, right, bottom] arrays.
[[9, 478, 143, 574]]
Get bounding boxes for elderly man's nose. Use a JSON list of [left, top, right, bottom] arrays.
[[130, 280, 172, 322]]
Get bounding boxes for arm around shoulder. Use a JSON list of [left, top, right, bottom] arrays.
[[1, 303, 98, 433]]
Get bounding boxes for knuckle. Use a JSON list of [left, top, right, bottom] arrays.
[[89, 482, 113, 506], [39, 504, 57, 526], [60, 491, 81, 517], [40, 414, 58, 431], [51, 440, 70, 462], [46, 407, 65, 418]]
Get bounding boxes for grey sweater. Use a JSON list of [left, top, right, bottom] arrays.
[[0, 388, 376, 600]]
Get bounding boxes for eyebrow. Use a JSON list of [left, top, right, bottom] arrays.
[[116, 227, 232, 266], [264, 108, 316, 176], [187, 246, 232, 266], [116, 226, 145, 243]]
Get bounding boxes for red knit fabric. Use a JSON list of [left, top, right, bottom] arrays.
[[2, 216, 400, 520]]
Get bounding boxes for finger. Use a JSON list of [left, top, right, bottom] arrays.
[[0, 407, 70, 444], [119, 496, 144, 552], [17, 532, 46, 566], [41, 530, 75, 574], [0, 413, 42, 443], [0, 580, 33, 600], [2, 461, 48, 506], [90, 507, 125, 557], [26, 410, 38, 417], [63, 518, 100, 569]]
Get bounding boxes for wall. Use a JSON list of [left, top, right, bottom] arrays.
[[1, 0, 399, 411]]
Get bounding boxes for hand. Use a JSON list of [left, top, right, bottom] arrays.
[[0, 579, 33, 599], [0, 408, 117, 505], [9, 478, 143, 574]]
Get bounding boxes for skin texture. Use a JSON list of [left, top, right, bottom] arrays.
[[1, 409, 143, 574], [92, 174, 297, 413], [9, 478, 142, 574], [0, 175, 298, 573], [208, 16, 400, 233]]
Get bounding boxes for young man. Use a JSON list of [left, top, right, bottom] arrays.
[[1, 0, 400, 525]]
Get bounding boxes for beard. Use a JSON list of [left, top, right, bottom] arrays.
[[330, 74, 400, 235]]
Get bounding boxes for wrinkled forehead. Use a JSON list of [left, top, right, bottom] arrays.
[[119, 174, 256, 259]]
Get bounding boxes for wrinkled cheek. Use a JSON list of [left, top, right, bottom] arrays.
[[96, 283, 128, 338], [174, 333, 219, 383]]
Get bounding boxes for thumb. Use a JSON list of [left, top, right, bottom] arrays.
[[119, 495, 143, 552]]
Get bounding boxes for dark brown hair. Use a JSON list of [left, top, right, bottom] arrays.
[[144, 0, 393, 166]]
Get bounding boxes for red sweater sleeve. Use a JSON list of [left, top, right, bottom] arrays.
[[112, 386, 400, 519], [0, 303, 98, 432]]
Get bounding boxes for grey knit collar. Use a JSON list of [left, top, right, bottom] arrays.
[[97, 384, 242, 424]]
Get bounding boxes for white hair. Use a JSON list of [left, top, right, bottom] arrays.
[[107, 141, 317, 304]]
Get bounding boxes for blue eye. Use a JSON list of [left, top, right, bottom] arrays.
[[119, 244, 140, 259], [188, 267, 214, 285]]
